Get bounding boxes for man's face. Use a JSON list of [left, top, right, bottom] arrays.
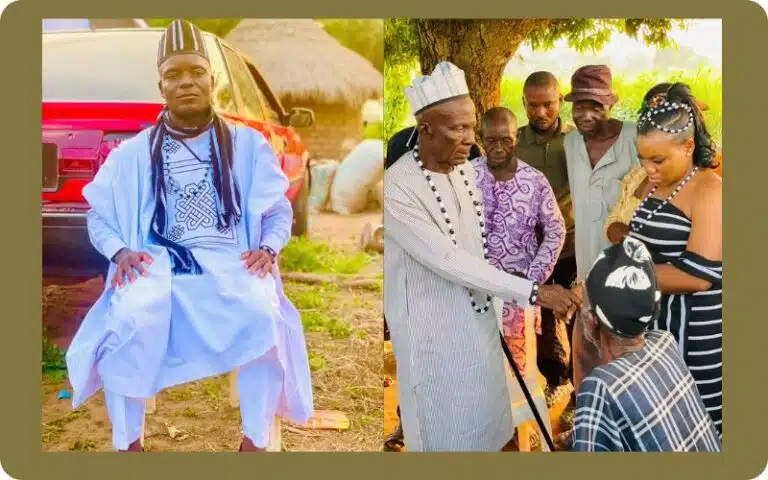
[[523, 85, 562, 133], [419, 96, 477, 166], [481, 117, 517, 168], [572, 100, 611, 136], [158, 53, 214, 118]]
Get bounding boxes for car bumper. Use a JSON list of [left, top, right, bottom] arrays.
[[42, 210, 108, 276]]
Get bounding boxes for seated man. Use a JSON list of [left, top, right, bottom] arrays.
[[570, 237, 721, 452], [65, 20, 313, 452]]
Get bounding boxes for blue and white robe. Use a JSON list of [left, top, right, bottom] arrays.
[[65, 123, 313, 426]]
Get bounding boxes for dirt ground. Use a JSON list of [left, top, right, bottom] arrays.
[[42, 211, 384, 452]]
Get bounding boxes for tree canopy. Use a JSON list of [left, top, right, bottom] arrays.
[[384, 19, 687, 141]]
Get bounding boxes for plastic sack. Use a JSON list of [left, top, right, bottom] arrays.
[[330, 139, 384, 215], [308, 161, 339, 214]]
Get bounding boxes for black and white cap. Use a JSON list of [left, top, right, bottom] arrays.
[[157, 19, 209, 67], [586, 236, 662, 338]]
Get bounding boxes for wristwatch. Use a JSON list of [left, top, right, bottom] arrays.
[[259, 245, 277, 259], [528, 281, 540, 306]]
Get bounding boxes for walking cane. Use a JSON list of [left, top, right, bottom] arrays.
[[498, 330, 555, 452]]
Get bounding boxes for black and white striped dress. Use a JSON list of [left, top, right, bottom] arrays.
[[629, 198, 723, 437]]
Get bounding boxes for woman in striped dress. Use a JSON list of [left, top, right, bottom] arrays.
[[627, 83, 722, 437]]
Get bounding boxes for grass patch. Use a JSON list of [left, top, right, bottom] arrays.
[[181, 407, 199, 418], [42, 327, 67, 376], [166, 387, 193, 402], [43, 370, 68, 384], [359, 415, 378, 428], [279, 237, 373, 274], [302, 312, 353, 339], [43, 408, 87, 444], [344, 385, 376, 400], [199, 378, 224, 408], [289, 289, 328, 310], [70, 439, 97, 451], [308, 352, 327, 372]]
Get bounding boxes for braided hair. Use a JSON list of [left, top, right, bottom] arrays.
[[637, 82, 719, 170], [147, 108, 242, 275]]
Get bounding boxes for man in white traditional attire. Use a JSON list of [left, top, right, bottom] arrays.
[[64, 20, 313, 452], [384, 61, 580, 452]]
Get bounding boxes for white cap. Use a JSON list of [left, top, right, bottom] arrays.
[[404, 61, 470, 115]]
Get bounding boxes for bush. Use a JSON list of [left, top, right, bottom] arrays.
[[500, 67, 722, 147]]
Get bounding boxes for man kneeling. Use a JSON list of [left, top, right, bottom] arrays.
[[570, 237, 721, 452]]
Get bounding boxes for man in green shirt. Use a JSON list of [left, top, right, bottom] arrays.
[[515, 71, 577, 400]]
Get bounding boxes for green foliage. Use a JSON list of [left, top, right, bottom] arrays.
[[279, 237, 373, 274], [302, 311, 353, 339], [383, 19, 420, 145], [42, 327, 66, 374], [527, 19, 683, 53], [383, 19, 687, 146], [290, 288, 328, 310], [308, 351, 327, 372], [145, 18, 241, 37], [319, 19, 384, 73], [500, 67, 722, 146]]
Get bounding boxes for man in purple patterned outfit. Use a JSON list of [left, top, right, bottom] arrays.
[[472, 107, 566, 377]]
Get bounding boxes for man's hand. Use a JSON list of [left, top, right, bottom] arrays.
[[111, 249, 153, 289], [563, 282, 585, 324], [536, 284, 581, 317], [241, 249, 274, 278]]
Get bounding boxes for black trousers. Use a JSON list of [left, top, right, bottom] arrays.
[[536, 255, 578, 388]]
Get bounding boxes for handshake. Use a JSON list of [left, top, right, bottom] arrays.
[[535, 281, 584, 321]]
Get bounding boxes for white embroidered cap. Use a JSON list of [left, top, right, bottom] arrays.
[[404, 61, 471, 115]]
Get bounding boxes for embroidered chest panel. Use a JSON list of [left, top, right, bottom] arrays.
[[161, 135, 239, 248]]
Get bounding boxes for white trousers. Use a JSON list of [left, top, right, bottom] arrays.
[[104, 349, 283, 450]]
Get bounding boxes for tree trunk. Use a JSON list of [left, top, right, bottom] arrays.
[[414, 20, 548, 124]]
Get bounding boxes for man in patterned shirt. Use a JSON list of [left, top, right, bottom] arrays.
[[570, 236, 721, 452]]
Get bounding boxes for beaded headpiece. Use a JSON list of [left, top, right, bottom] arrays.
[[638, 93, 695, 135]]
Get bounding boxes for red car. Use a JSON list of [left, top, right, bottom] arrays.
[[42, 28, 314, 277]]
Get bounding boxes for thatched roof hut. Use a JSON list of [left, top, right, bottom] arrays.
[[226, 19, 383, 160]]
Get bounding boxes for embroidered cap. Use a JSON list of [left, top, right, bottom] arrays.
[[404, 61, 471, 115], [586, 237, 662, 337], [157, 19, 209, 67]]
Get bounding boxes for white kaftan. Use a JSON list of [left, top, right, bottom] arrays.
[[384, 152, 545, 451], [65, 123, 313, 431]]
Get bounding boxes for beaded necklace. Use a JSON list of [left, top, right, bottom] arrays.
[[413, 144, 492, 313], [630, 166, 698, 233]]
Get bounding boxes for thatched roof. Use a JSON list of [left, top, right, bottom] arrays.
[[226, 19, 382, 109]]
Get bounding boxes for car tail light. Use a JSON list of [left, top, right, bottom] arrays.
[[44, 132, 136, 205], [97, 133, 135, 170]]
